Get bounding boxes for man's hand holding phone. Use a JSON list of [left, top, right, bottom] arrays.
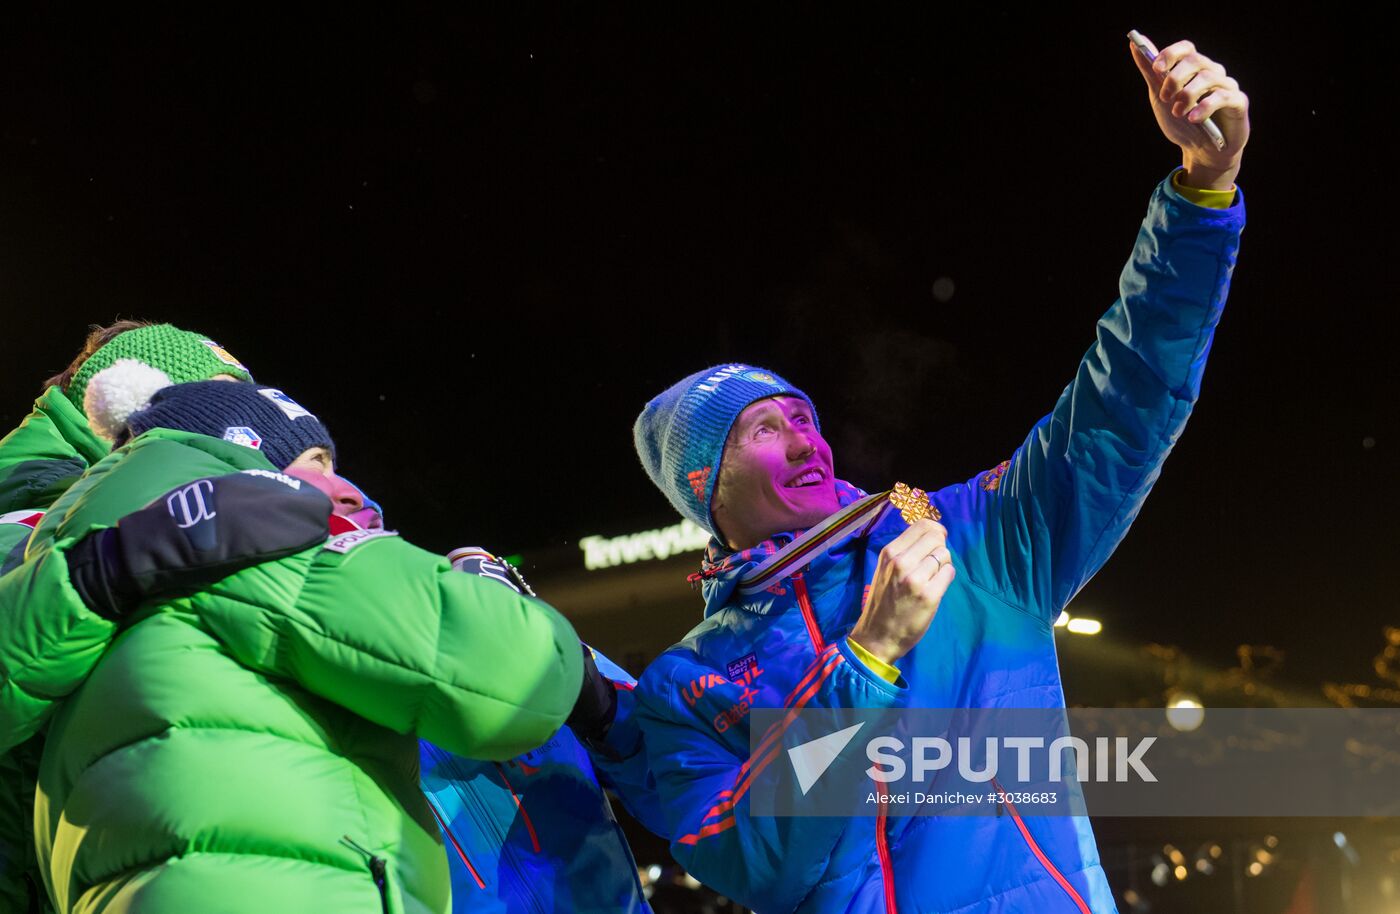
[[1128, 30, 1251, 191]]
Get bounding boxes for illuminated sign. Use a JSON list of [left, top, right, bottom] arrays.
[[579, 519, 710, 570]]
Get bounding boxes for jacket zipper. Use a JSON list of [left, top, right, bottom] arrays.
[[494, 762, 542, 853], [425, 793, 487, 890], [340, 835, 391, 914], [792, 573, 828, 655], [875, 781, 898, 914], [426, 745, 545, 914], [800, 571, 897, 909], [489, 761, 549, 914], [990, 778, 1091, 913]]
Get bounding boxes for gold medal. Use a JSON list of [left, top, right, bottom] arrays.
[[888, 481, 940, 524]]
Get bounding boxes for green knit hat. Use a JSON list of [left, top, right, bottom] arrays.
[[66, 324, 252, 414]]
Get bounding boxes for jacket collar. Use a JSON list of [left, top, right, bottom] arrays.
[[697, 479, 867, 617], [0, 387, 110, 514], [34, 386, 111, 466]]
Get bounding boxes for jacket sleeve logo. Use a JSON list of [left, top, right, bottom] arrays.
[[980, 460, 1011, 492], [681, 672, 728, 709], [682, 656, 767, 733], [167, 479, 217, 529], [726, 653, 761, 681]]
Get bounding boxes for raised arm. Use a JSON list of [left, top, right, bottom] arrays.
[[941, 36, 1249, 616]]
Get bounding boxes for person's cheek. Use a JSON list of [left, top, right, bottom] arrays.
[[284, 467, 337, 501]]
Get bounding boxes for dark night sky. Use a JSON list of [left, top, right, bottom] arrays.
[[1, 8, 1394, 691]]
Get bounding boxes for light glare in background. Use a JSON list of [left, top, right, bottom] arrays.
[[1166, 692, 1205, 732]]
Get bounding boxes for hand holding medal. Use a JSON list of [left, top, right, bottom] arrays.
[[848, 484, 955, 666]]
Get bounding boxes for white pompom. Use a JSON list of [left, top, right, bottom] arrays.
[[84, 359, 174, 441]]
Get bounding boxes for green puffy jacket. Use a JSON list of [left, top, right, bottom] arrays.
[[0, 387, 109, 561], [0, 387, 109, 914], [0, 427, 584, 914]]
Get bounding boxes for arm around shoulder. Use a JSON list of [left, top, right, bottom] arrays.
[[206, 534, 584, 761]]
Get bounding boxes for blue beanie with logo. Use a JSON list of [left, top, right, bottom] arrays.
[[125, 380, 335, 471], [633, 364, 818, 535]]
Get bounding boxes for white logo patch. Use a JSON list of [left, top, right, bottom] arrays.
[[257, 388, 315, 421], [324, 527, 397, 554], [223, 426, 262, 449], [0, 510, 45, 529], [239, 468, 302, 490], [693, 364, 752, 396]]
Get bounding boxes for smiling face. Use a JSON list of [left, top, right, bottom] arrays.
[[711, 395, 840, 550]]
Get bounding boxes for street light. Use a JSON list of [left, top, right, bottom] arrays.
[[1166, 691, 1205, 732]]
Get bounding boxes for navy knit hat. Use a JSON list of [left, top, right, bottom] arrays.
[[633, 364, 817, 535], [125, 380, 335, 471]]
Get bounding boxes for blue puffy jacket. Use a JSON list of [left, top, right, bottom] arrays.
[[421, 651, 667, 914], [635, 173, 1245, 913]]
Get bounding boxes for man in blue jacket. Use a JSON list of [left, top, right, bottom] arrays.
[[630, 36, 1250, 913]]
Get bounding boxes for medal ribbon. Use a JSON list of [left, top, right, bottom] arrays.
[[735, 482, 939, 596]]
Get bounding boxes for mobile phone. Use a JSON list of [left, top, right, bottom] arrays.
[[1127, 29, 1227, 151]]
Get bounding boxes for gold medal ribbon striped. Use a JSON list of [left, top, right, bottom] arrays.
[[736, 482, 938, 596]]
